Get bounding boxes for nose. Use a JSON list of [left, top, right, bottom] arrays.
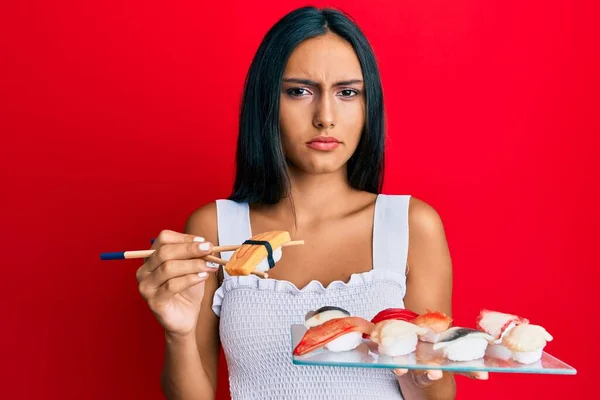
[[312, 94, 336, 130]]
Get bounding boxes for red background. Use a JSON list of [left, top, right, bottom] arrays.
[[1, 0, 598, 398]]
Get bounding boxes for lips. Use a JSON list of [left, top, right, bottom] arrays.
[[307, 136, 340, 144], [306, 136, 341, 151]]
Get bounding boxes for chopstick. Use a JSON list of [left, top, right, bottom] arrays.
[[100, 240, 304, 261]]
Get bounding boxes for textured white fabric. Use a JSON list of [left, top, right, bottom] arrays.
[[212, 194, 411, 399]]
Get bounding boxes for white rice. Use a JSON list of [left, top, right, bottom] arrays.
[[512, 348, 543, 364], [486, 344, 513, 360], [325, 331, 363, 352], [441, 337, 489, 361], [420, 330, 441, 343], [255, 247, 282, 272], [378, 334, 418, 356]]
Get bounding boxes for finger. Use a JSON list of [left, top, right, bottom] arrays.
[[156, 272, 210, 296], [146, 241, 214, 272], [152, 229, 206, 249], [137, 231, 207, 282], [393, 369, 409, 376], [426, 369, 443, 381], [411, 369, 443, 388], [461, 371, 488, 380], [148, 258, 219, 288]]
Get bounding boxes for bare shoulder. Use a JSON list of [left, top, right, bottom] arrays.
[[185, 201, 219, 245], [408, 196, 446, 238]]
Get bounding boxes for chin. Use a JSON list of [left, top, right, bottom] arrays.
[[308, 166, 341, 174], [287, 150, 352, 175], [302, 161, 347, 175]]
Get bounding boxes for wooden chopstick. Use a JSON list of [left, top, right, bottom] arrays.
[[100, 240, 305, 261], [205, 255, 267, 278], [100, 239, 303, 280], [204, 255, 227, 266], [212, 240, 304, 253]]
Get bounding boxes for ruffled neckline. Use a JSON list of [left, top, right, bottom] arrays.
[[211, 268, 406, 317]]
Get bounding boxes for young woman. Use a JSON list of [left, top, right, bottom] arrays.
[[136, 6, 487, 400]]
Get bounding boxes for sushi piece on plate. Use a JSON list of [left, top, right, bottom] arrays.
[[364, 308, 420, 339], [305, 306, 350, 328], [485, 343, 513, 361], [304, 306, 361, 352], [432, 327, 495, 361], [501, 323, 553, 364], [293, 316, 374, 356], [475, 309, 529, 343], [412, 310, 453, 343], [369, 320, 429, 356], [475, 309, 530, 360]]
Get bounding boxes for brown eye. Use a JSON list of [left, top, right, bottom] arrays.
[[287, 88, 310, 97], [338, 89, 359, 98]]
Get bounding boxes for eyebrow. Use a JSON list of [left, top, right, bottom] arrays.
[[282, 78, 364, 87]]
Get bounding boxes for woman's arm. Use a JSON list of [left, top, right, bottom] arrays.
[[160, 203, 222, 400], [396, 197, 457, 400]]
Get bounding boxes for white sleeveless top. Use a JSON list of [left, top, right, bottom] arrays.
[[212, 194, 411, 399]]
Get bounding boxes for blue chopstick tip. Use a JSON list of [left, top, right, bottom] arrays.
[[100, 252, 126, 260]]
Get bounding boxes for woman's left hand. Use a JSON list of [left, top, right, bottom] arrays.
[[393, 368, 488, 387]]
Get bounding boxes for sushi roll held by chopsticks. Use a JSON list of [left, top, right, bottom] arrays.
[[100, 230, 304, 279], [225, 231, 300, 278]]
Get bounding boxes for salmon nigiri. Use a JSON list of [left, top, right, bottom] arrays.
[[412, 310, 453, 343]]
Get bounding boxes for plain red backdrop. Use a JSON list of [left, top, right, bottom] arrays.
[[1, 0, 598, 398]]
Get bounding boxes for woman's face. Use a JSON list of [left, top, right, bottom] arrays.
[[279, 32, 365, 175]]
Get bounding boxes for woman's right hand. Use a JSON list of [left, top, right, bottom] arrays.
[[136, 229, 219, 338]]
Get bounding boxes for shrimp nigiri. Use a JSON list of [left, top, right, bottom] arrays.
[[304, 306, 362, 352], [293, 316, 374, 356]]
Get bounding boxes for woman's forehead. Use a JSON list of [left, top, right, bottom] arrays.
[[283, 33, 363, 82]]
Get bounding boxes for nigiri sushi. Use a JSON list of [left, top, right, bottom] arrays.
[[475, 309, 529, 343], [225, 231, 291, 276], [364, 308, 420, 339], [369, 320, 429, 356], [305, 306, 350, 328], [432, 327, 495, 361], [293, 316, 374, 356], [412, 310, 453, 343], [501, 323, 553, 364], [475, 309, 530, 361], [254, 247, 282, 272], [485, 343, 513, 361], [304, 306, 362, 352]]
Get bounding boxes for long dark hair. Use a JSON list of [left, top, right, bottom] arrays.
[[229, 6, 385, 205]]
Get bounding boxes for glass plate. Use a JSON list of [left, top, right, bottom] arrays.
[[290, 325, 577, 375]]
